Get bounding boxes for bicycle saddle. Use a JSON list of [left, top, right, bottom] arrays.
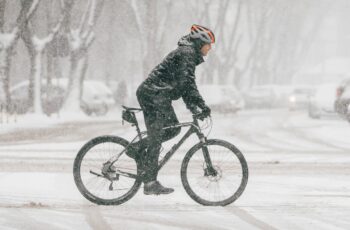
[[122, 105, 143, 111]]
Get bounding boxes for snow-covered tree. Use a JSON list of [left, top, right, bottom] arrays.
[[61, 0, 104, 114], [21, 0, 69, 114], [0, 0, 40, 111]]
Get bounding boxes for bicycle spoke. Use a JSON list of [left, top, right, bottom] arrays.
[[75, 136, 140, 204], [183, 140, 248, 205]]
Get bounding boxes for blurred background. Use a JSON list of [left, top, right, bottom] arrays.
[[0, 0, 350, 121], [1, 1, 350, 228]]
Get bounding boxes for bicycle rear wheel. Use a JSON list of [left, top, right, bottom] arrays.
[[181, 139, 248, 206], [73, 135, 142, 205]]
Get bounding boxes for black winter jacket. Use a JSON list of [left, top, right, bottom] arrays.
[[139, 35, 207, 113]]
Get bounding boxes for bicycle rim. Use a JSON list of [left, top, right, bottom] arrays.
[[73, 136, 141, 205], [181, 139, 248, 206]]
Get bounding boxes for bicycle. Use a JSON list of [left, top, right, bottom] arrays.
[[73, 105, 248, 206]]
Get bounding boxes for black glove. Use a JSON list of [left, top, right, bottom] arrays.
[[196, 105, 210, 121], [201, 105, 211, 117], [190, 106, 201, 115]]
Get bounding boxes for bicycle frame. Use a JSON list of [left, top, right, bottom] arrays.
[[109, 116, 214, 176], [158, 120, 202, 170]]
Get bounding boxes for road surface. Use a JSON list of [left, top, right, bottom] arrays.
[[0, 109, 349, 229]]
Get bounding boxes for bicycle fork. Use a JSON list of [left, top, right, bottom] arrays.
[[198, 133, 217, 177]]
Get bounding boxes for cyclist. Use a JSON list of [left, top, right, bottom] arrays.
[[127, 25, 215, 195]]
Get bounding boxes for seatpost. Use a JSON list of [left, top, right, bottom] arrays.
[[133, 113, 142, 139]]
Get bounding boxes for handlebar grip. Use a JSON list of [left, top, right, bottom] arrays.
[[193, 112, 209, 120], [192, 113, 202, 118]]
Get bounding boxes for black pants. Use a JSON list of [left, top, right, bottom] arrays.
[[136, 85, 181, 183]]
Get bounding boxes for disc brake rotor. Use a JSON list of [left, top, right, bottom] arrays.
[[204, 165, 222, 182]]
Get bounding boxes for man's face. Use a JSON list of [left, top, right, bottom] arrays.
[[200, 43, 212, 56]]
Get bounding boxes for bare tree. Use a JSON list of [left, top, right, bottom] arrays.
[[191, 0, 248, 85], [21, 0, 69, 114], [272, 0, 330, 84], [189, 0, 330, 88], [130, 0, 174, 77], [245, 0, 275, 87], [247, 0, 329, 86], [0, 0, 40, 110], [61, 0, 104, 113]]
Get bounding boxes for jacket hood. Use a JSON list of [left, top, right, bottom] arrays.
[[178, 34, 206, 48], [177, 34, 204, 65]]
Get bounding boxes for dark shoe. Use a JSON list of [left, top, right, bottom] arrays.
[[144, 181, 174, 195]]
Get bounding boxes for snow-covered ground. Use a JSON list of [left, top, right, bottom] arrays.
[[0, 109, 349, 229]]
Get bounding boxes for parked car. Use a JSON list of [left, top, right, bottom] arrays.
[[10, 79, 115, 116], [308, 84, 338, 119], [288, 87, 315, 110], [79, 80, 115, 116], [243, 86, 277, 109], [198, 85, 245, 113], [10, 81, 64, 115], [334, 78, 350, 118]]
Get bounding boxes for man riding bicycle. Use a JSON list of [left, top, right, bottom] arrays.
[[127, 25, 215, 195]]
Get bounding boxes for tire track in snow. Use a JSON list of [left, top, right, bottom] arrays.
[[220, 110, 304, 152], [281, 126, 350, 152], [225, 110, 349, 153], [84, 207, 113, 230], [102, 211, 230, 230], [224, 206, 280, 230], [0, 120, 124, 145]]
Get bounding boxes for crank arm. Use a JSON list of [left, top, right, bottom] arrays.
[[90, 170, 104, 177], [90, 169, 138, 180]]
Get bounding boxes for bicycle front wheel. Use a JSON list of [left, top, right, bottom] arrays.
[[181, 139, 248, 206], [73, 135, 142, 205]]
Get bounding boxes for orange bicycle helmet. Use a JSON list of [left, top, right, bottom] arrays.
[[190, 24, 215, 44]]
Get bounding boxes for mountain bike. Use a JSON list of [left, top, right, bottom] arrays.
[[73, 106, 248, 206]]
